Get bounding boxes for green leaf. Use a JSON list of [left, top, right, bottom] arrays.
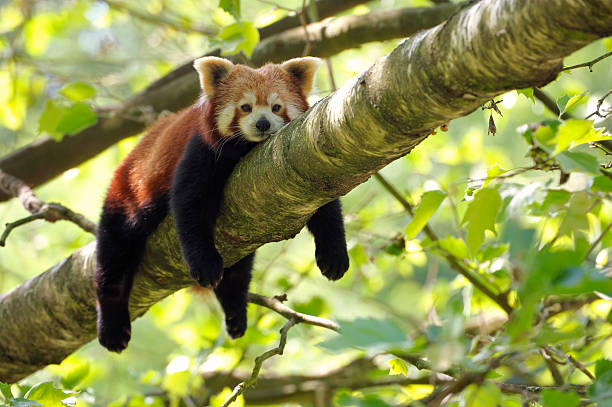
[[24, 382, 76, 407], [464, 383, 503, 407], [557, 150, 601, 175], [60, 361, 90, 389], [589, 359, 612, 406], [461, 187, 502, 255], [438, 235, 469, 259], [1, 382, 13, 401], [388, 358, 408, 376], [595, 359, 612, 379], [217, 22, 259, 58], [483, 163, 508, 187], [38, 99, 67, 140], [551, 119, 610, 155], [563, 92, 587, 114], [541, 390, 580, 407], [385, 240, 404, 256], [592, 175, 612, 193], [404, 190, 446, 239], [219, 0, 240, 19], [59, 82, 96, 101], [516, 88, 535, 103], [55, 102, 98, 135], [318, 318, 409, 352], [477, 243, 509, 262], [161, 371, 191, 398], [335, 392, 392, 407], [556, 94, 571, 116]]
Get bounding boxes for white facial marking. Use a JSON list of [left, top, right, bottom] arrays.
[[216, 104, 235, 136], [286, 104, 301, 120]]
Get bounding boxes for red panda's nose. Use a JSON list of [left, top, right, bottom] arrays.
[[256, 117, 271, 132]]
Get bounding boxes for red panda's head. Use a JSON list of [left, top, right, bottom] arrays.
[[193, 57, 321, 142]]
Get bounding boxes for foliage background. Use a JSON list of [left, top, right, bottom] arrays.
[[0, 0, 611, 406]]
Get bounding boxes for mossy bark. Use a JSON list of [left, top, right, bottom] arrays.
[[0, 0, 610, 383]]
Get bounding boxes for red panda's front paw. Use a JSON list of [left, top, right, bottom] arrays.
[[316, 246, 350, 281], [190, 252, 224, 287]]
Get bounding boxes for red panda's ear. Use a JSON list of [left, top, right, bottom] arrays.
[[193, 57, 235, 98], [281, 57, 321, 95]]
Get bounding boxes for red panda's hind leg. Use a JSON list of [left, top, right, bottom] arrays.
[[94, 196, 169, 352], [214, 253, 255, 338]]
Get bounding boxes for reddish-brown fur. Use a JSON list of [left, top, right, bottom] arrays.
[[104, 63, 310, 218]]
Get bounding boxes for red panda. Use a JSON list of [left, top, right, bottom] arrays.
[[94, 57, 350, 353]]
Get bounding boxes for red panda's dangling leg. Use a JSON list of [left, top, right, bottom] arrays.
[[307, 199, 350, 281], [214, 252, 254, 339], [94, 196, 168, 352]]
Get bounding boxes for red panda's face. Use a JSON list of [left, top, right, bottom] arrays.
[[193, 57, 321, 142]]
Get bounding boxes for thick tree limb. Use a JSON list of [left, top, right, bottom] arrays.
[[0, 0, 610, 383], [0, 2, 458, 202]]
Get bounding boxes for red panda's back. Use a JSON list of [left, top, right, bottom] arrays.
[[104, 103, 215, 217]]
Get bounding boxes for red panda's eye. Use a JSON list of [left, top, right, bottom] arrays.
[[272, 104, 281, 113], [241, 104, 252, 112]]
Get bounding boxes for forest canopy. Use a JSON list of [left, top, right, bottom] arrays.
[[0, 0, 611, 406]]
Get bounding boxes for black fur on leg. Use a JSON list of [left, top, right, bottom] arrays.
[[214, 252, 255, 339], [95, 195, 168, 352], [171, 135, 258, 288], [307, 199, 350, 281]]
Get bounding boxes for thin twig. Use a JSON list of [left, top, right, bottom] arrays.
[[567, 355, 595, 380], [561, 51, 612, 72], [0, 169, 97, 245], [0, 213, 45, 247], [220, 318, 298, 407], [247, 293, 340, 331], [586, 89, 612, 119], [583, 222, 612, 262]]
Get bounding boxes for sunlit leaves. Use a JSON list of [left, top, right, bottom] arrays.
[[463, 383, 503, 407], [388, 358, 409, 376], [556, 93, 587, 117], [592, 175, 612, 193], [551, 119, 610, 155], [461, 187, 502, 255], [215, 21, 259, 57], [404, 190, 446, 239], [59, 82, 96, 101], [38, 100, 98, 140], [516, 88, 535, 103], [23, 382, 77, 407], [219, 0, 240, 20]]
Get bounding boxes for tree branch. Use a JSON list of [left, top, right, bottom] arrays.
[[0, 0, 610, 383]]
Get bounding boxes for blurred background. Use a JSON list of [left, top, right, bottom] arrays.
[[0, 0, 611, 406]]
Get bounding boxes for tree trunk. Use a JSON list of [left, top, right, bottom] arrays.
[[0, 0, 610, 383]]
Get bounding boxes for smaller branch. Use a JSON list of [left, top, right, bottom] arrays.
[[567, 355, 595, 381], [561, 51, 612, 72], [0, 213, 44, 247], [540, 347, 565, 386], [0, 169, 97, 245], [586, 89, 612, 119], [247, 293, 339, 331], [221, 318, 297, 407], [583, 222, 612, 262]]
